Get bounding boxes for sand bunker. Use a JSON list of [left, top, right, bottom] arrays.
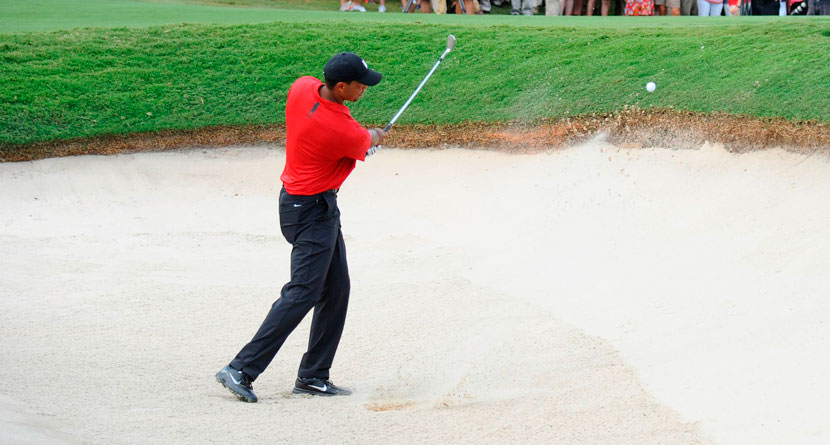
[[1, 139, 828, 444]]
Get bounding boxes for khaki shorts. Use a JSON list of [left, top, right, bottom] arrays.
[[654, 0, 681, 7]]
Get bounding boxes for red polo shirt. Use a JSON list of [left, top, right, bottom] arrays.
[[280, 76, 371, 195]]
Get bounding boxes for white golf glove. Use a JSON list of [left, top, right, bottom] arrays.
[[366, 145, 381, 157]]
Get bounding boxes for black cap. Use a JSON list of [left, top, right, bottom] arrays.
[[323, 52, 382, 86]]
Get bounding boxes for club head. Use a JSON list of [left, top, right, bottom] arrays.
[[446, 34, 456, 52]]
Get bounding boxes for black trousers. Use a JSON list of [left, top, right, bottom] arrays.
[[230, 188, 350, 381]]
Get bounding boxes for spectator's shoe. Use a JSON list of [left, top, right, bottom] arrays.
[[511, 10, 520, 14], [378, 4, 386, 11], [293, 377, 352, 396], [215, 365, 258, 403], [339, 1, 353, 10], [353, 3, 367, 11]]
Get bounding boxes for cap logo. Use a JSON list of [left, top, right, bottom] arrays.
[[361, 59, 368, 69]]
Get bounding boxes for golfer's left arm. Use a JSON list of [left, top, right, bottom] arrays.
[[366, 128, 387, 157]]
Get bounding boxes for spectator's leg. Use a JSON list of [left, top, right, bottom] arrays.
[[573, 0, 584, 13], [709, 1, 723, 13], [587, 0, 598, 14], [667, 0, 681, 13], [601, 0, 611, 13], [546, 0, 562, 13], [697, 0, 710, 14]]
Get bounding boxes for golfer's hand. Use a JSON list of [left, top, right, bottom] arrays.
[[366, 128, 387, 157], [369, 128, 387, 146]]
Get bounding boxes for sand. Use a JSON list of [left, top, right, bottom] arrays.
[[1, 139, 828, 444]]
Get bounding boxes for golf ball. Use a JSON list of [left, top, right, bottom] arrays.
[[646, 82, 657, 93]]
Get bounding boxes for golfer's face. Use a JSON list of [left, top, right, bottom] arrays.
[[341, 81, 367, 102]]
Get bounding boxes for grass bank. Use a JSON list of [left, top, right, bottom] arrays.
[[1, 0, 828, 151]]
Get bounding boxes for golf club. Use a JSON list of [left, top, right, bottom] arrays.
[[367, 34, 456, 156]]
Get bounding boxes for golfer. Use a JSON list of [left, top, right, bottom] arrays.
[[216, 52, 387, 402]]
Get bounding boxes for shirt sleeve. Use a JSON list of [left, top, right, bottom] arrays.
[[339, 120, 371, 162]]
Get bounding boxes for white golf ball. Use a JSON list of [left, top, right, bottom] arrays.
[[646, 81, 657, 93]]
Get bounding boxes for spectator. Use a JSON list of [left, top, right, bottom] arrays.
[[512, 0, 535, 13], [340, 0, 367, 10], [402, 0, 434, 12], [455, 0, 477, 13], [625, 0, 654, 14], [562, 0, 585, 13], [807, 0, 830, 13], [546, 0, 562, 13], [655, 0, 681, 14], [680, 0, 698, 14], [587, 0, 611, 14], [364, 0, 388, 11], [698, 0, 723, 13], [789, 0, 807, 13], [750, 0, 780, 13]]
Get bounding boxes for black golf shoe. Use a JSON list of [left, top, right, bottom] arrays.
[[215, 365, 258, 403], [293, 377, 352, 396]]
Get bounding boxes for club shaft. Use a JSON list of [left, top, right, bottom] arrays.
[[384, 47, 452, 132]]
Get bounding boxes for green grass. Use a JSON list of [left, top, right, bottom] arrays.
[[0, 0, 307, 33], [1, 0, 828, 146]]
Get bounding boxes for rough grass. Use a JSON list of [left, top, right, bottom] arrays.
[[2, 19, 828, 147], [1, 0, 828, 151]]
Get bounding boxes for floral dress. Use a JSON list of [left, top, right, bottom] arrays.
[[625, 0, 654, 14]]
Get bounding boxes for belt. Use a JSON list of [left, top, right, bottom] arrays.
[[281, 186, 338, 197]]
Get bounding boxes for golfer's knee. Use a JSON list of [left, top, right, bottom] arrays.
[[280, 283, 323, 306]]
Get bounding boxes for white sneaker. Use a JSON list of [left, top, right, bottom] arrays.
[[354, 3, 367, 11], [378, 4, 386, 11], [339, 1, 353, 10]]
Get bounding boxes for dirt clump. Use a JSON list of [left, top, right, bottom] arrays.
[[2, 109, 827, 162]]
